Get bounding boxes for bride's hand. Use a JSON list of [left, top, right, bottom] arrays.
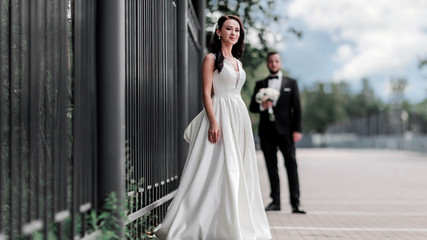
[[208, 122, 220, 144]]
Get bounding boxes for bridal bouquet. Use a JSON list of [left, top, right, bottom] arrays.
[[255, 88, 280, 121]]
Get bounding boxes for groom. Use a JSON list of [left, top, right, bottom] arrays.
[[249, 51, 305, 214]]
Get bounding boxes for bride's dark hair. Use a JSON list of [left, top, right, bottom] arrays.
[[209, 15, 245, 73]]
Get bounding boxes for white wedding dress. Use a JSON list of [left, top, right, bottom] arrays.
[[155, 55, 272, 240]]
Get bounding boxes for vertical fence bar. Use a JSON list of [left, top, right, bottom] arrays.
[[136, 0, 141, 218], [9, 0, 19, 237], [21, 0, 30, 232], [147, 0, 152, 210], [55, 0, 69, 237], [154, 0, 159, 226], [71, 0, 79, 227], [74, 0, 97, 237], [127, 0, 131, 199], [124, 0, 129, 198], [131, 0, 136, 202], [1, 0, 10, 236], [177, 0, 188, 175], [0, 0, 8, 236], [97, 0, 125, 237], [49, 0, 58, 234], [41, 1, 49, 237], [161, 0, 165, 222], [142, 0, 148, 215], [28, 0, 41, 229], [0, 0, 5, 235], [72, 0, 79, 235], [18, 0, 29, 235]]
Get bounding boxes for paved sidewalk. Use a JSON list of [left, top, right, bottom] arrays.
[[257, 149, 427, 240]]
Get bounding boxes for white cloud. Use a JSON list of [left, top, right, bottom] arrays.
[[287, 0, 427, 82], [333, 44, 354, 63]]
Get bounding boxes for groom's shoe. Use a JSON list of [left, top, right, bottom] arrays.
[[265, 202, 281, 211], [292, 206, 306, 214]]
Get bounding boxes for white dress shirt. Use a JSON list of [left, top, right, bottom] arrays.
[[260, 71, 283, 111]]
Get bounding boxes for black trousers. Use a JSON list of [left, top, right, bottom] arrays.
[[260, 122, 301, 208]]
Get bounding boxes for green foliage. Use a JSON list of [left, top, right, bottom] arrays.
[[207, 0, 281, 49], [241, 43, 270, 77], [346, 78, 384, 117], [301, 82, 347, 133], [419, 58, 427, 69], [390, 77, 408, 107], [87, 192, 126, 240], [85, 183, 156, 240], [126, 212, 157, 240], [299, 79, 385, 133], [206, 0, 302, 73], [413, 98, 427, 120], [241, 63, 270, 134], [80, 142, 156, 239]]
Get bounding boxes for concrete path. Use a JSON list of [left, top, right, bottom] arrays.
[[257, 149, 427, 240]]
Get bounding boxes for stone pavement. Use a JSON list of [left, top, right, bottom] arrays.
[[257, 149, 427, 240]]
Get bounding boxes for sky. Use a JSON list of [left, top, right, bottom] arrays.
[[268, 0, 427, 103]]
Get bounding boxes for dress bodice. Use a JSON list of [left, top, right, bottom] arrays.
[[213, 59, 246, 97]]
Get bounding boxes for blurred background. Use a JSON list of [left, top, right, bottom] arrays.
[[206, 0, 427, 151]]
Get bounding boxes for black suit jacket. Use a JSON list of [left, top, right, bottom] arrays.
[[249, 76, 302, 136]]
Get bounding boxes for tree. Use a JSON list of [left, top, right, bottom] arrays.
[[346, 78, 384, 117], [419, 58, 427, 70], [301, 82, 351, 133], [206, 0, 281, 49], [418, 57, 427, 99], [413, 98, 427, 121], [390, 77, 408, 107], [206, 0, 303, 75], [300, 79, 386, 133]]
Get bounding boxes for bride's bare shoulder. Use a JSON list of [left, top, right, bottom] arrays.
[[204, 53, 216, 62], [203, 54, 216, 69]]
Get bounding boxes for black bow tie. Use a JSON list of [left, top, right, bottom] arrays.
[[268, 76, 279, 80]]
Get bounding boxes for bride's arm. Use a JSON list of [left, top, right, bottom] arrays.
[[202, 54, 220, 144]]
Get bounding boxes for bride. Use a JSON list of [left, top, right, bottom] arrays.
[[155, 15, 272, 240]]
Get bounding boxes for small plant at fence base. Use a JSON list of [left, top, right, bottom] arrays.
[[87, 192, 126, 239], [86, 182, 157, 239]]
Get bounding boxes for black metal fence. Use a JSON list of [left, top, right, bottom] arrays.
[[124, 0, 204, 238], [326, 109, 427, 136], [318, 109, 427, 152], [0, 0, 98, 239], [125, 0, 179, 232], [1, 0, 204, 239]]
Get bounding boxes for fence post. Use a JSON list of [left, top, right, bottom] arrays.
[[177, 0, 189, 175], [196, 0, 206, 54], [96, 0, 125, 237]]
